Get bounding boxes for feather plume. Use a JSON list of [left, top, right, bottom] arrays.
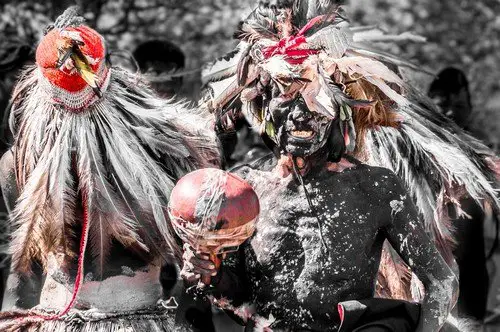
[[306, 25, 352, 59], [75, 115, 147, 277], [345, 78, 400, 156], [364, 76, 409, 108], [376, 241, 413, 300], [363, 108, 499, 266], [10, 77, 78, 272], [53, 6, 85, 30], [205, 76, 248, 117], [301, 67, 339, 118], [202, 43, 251, 85], [301, 65, 369, 119], [347, 45, 433, 75], [352, 27, 426, 44], [333, 49, 500, 246], [260, 55, 300, 86], [289, 0, 342, 24], [332, 56, 404, 85], [235, 7, 279, 43], [8, 67, 221, 274]]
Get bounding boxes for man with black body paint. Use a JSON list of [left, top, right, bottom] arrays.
[[182, 97, 458, 331]]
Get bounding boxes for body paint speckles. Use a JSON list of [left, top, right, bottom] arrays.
[[390, 199, 405, 217]]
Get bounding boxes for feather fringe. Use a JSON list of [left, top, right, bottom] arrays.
[[0, 306, 183, 332], [8, 67, 221, 273]]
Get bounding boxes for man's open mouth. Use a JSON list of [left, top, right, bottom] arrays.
[[289, 130, 315, 140]]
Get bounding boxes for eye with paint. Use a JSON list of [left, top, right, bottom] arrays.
[[268, 94, 334, 157]]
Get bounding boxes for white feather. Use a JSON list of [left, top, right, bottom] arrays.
[[8, 67, 221, 272]]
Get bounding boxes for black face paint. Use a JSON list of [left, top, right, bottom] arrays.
[[269, 96, 334, 158]]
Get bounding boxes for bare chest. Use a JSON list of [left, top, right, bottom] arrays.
[[242, 172, 387, 325], [236, 164, 398, 329], [250, 179, 383, 278]]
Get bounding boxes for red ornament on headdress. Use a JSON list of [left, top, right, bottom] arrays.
[[262, 15, 326, 65], [35, 24, 110, 112], [36, 26, 105, 92]]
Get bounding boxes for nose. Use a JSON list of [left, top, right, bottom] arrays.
[[290, 106, 311, 123]]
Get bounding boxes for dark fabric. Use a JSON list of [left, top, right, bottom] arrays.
[[175, 289, 216, 332], [338, 298, 421, 332], [451, 199, 489, 321]]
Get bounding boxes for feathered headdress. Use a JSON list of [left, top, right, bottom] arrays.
[[202, 1, 499, 298], [8, 7, 221, 277]]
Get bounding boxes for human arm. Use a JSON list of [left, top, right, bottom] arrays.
[[180, 243, 250, 305], [383, 175, 458, 332], [2, 262, 44, 309], [0, 148, 17, 216], [0, 149, 44, 309]]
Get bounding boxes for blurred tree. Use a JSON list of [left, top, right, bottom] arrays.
[[0, 0, 252, 98]]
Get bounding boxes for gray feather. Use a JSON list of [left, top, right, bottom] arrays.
[[8, 66, 221, 273], [307, 25, 353, 59]]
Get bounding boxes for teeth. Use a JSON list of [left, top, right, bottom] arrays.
[[290, 130, 314, 138]]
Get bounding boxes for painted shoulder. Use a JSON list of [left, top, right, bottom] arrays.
[[230, 154, 276, 177], [333, 161, 406, 197]]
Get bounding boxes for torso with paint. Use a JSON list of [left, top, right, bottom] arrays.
[[237, 160, 407, 331]]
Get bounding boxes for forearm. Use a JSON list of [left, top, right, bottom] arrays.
[[383, 175, 460, 332], [181, 248, 250, 306], [417, 274, 458, 332], [207, 263, 249, 305], [3, 269, 43, 310]]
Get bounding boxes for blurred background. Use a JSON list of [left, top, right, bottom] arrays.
[[0, 0, 499, 330]]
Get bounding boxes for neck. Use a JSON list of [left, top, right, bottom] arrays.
[[274, 151, 329, 178]]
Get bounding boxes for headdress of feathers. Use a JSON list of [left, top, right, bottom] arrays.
[[202, 1, 500, 299], [8, 7, 220, 277]]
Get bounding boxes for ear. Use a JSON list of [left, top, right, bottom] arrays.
[[428, 67, 472, 128]]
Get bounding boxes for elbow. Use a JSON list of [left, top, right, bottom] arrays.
[[424, 272, 458, 309], [435, 273, 459, 309], [448, 274, 459, 308]]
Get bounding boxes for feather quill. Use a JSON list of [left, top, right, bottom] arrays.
[[202, 43, 251, 85], [306, 25, 353, 59]]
